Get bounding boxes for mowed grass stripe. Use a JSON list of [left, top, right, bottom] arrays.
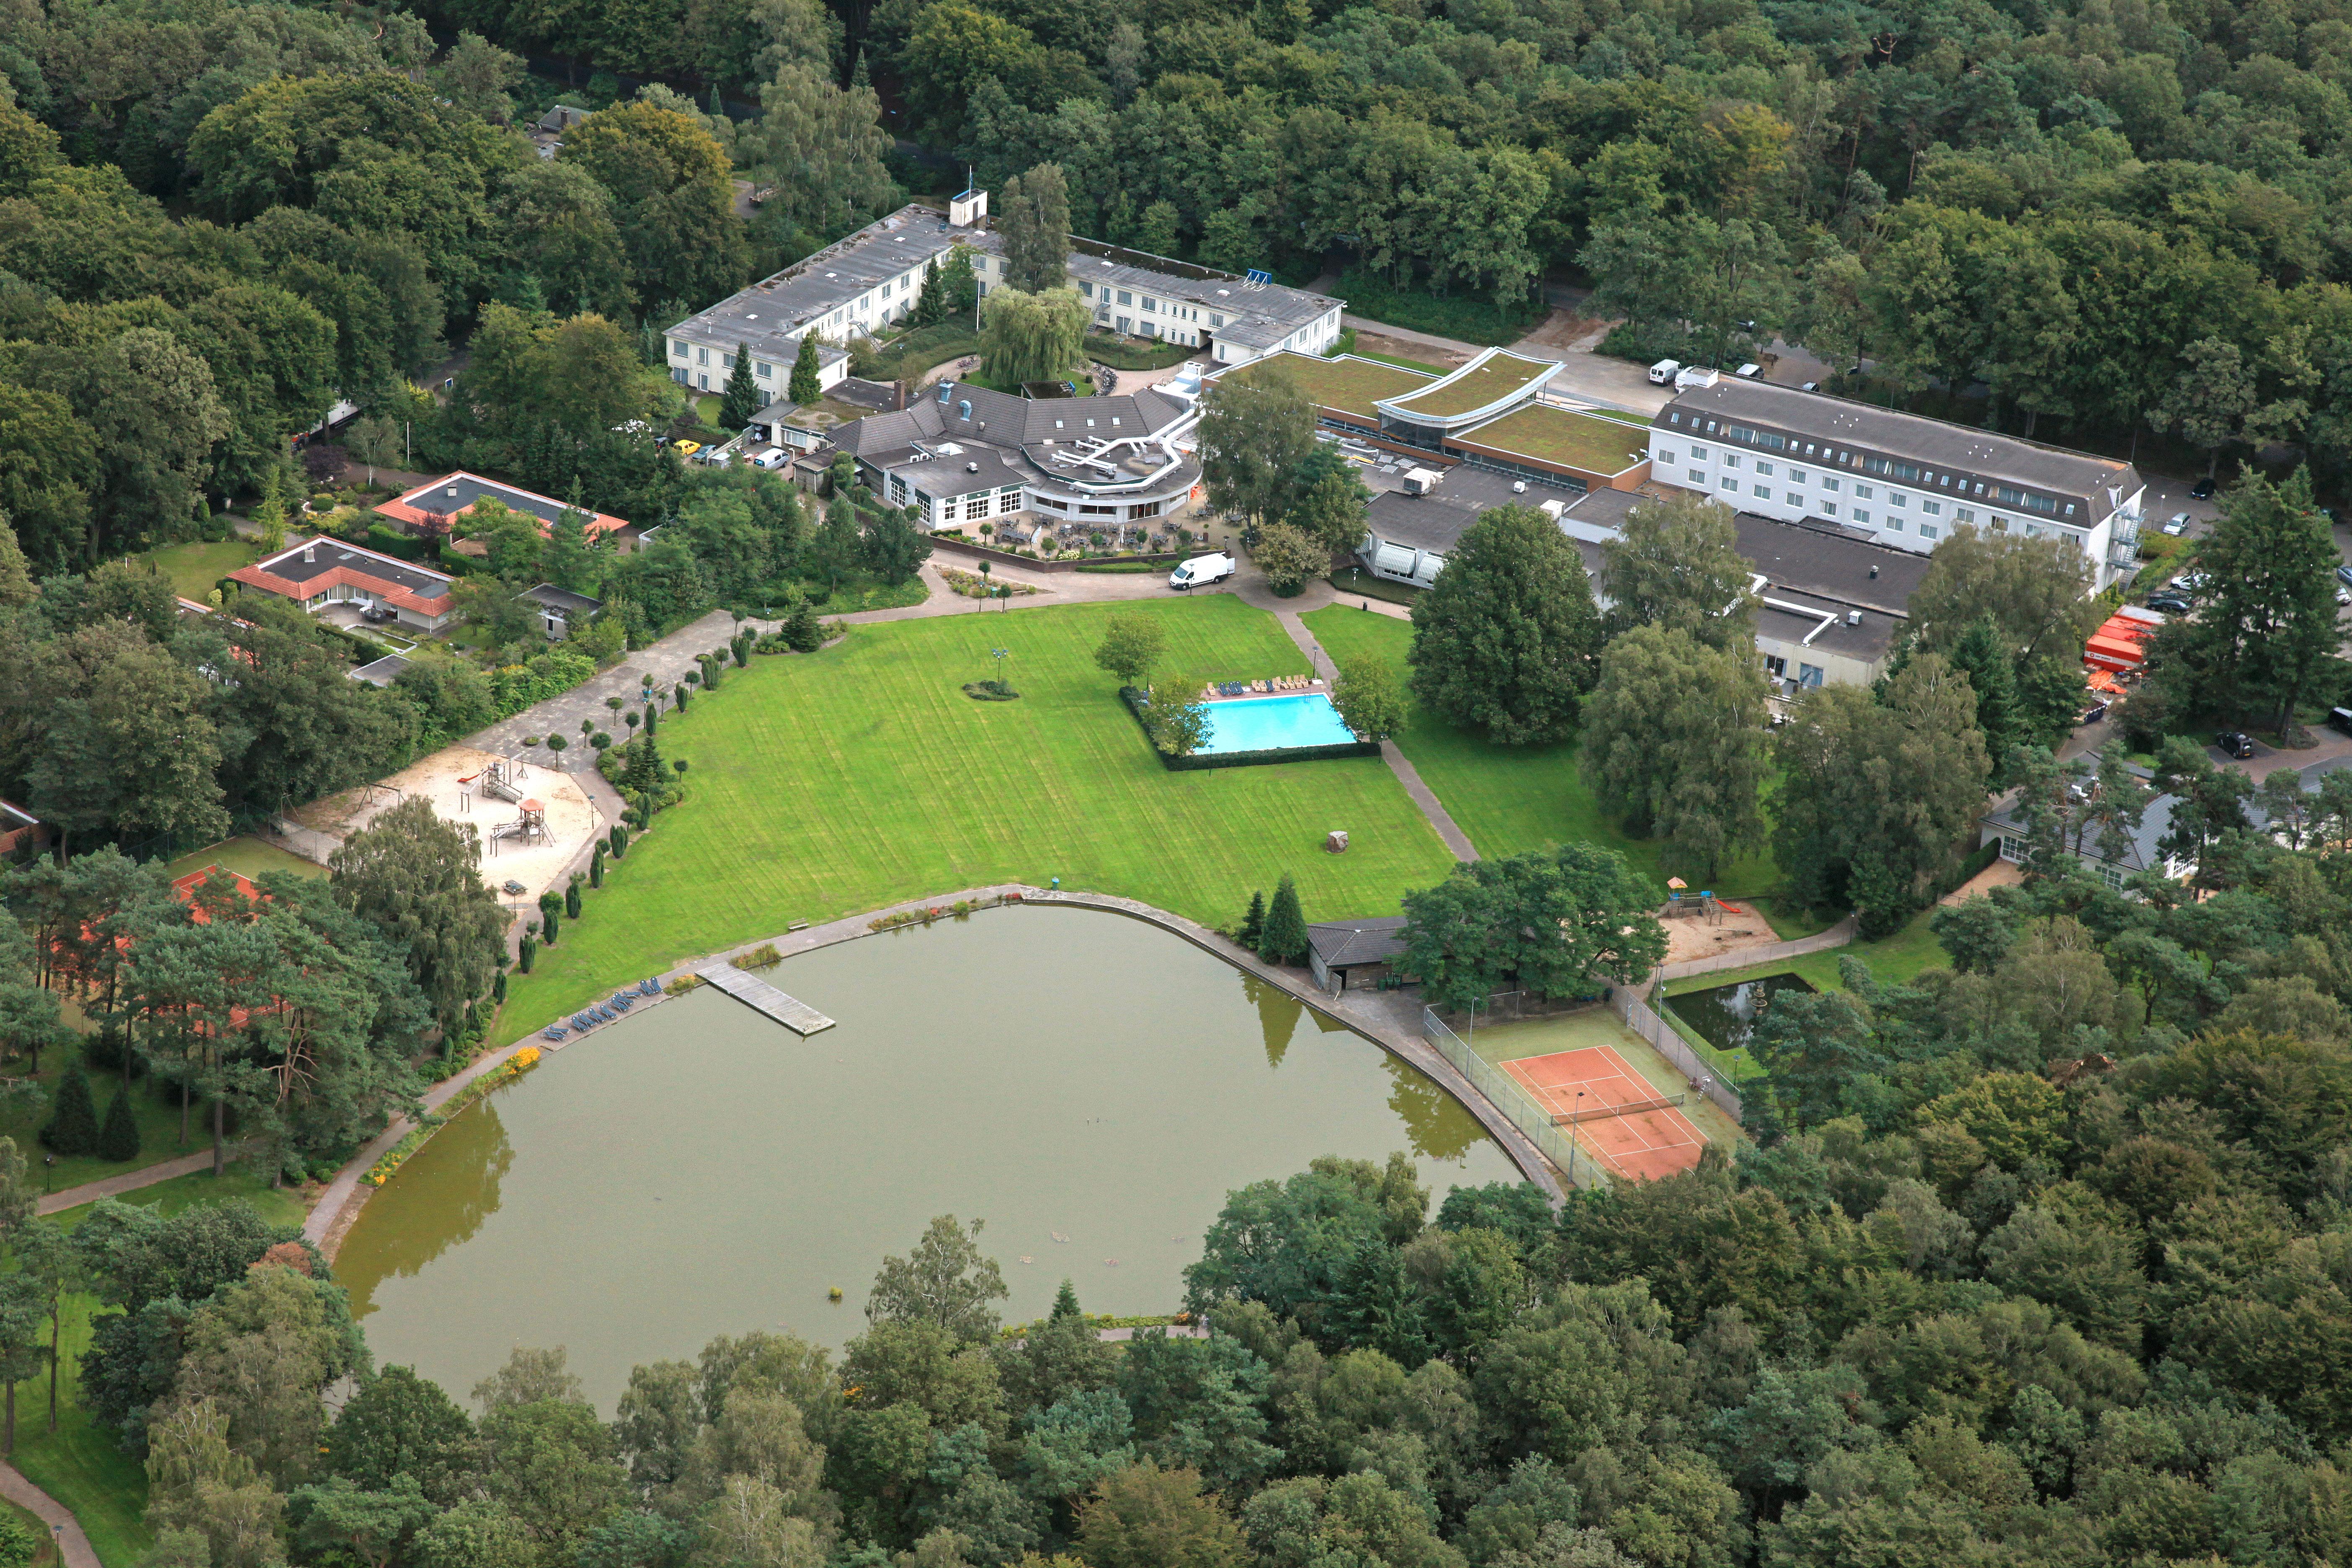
[[496, 596, 1458, 1042], [1299, 607, 1780, 897]]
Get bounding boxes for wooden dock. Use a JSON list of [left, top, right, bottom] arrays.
[[696, 962, 835, 1035]]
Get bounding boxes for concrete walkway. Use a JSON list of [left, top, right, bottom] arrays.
[[37, 1148, 225, 1216], [0, 1463, 98, 1568]]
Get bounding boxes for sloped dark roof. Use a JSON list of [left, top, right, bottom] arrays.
[[1308, 916, 1410, 967]]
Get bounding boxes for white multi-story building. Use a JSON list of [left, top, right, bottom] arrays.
[[1647, 378, 2147, 588], [664, 193, 1346, 403]]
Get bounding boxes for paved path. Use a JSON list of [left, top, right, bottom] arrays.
[[1267, 604, 1477, 861], [0, 1462, 100, 1568], [306, 884, 1567, 1256], [38, 1148, 224, 1216]]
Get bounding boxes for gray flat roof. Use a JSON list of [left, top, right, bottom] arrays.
[[520, 584, 603, 614], [966, 232, 1338, 352], [1657, 380, 2140, 516], [1364, 467, 1584, 555], [348, 654, 413, 687], [667, 205, 959, 361]]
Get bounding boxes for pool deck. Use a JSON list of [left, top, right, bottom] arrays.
[[303, 883, 1565, 1257]]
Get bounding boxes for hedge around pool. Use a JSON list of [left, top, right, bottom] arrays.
[[1120, 686, 1383, 771]]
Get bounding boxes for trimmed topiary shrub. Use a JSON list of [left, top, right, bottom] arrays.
[[42, 1064, 99, 1155]]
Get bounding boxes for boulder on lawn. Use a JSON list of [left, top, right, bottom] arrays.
[[1324, 830, 1349, 854]]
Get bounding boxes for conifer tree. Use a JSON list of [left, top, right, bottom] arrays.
[[41, 1066, 98, 1157], [591, 845, 605, 888], [789, 334, 822, 404], [1238, 890, 1266, 949], [519, 935, 536, 974], [253, 465, 289, 554], [783, 598, 823, 652], [98, 1087, 140, 1163], [722, 340, 762, 428], [565, 879, 582, 920], [493, 970, 507, 1005], [1259, 874, 1307, 965], [1052, 1279, 1082, 1320]]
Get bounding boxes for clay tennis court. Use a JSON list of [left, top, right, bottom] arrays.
[[1503, 1044, 1708, 1180]]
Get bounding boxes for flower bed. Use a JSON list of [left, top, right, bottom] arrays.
[[363, 1046, 543, 1187]]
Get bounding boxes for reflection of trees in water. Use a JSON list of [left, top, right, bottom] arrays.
[[1383, 1056, 1488, 1161], [352, 1101, 517, 1285], [1241, 975, 1300, 1068]]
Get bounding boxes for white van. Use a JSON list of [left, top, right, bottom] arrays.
[[748, 447, 788, 469], [1169, 552, 1235, 590], [1648, 358, 1681, 384]]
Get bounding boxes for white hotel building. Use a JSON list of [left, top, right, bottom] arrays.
[[663, 192, 1343, 402], [1647, 378, 2147, 587]]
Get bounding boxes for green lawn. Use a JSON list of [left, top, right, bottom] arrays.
[[5, 1045, 232, 1194], [15, 1173, 300, 1568], [1299, 607, 1782, 900], [137, 542, 252, 602], [494, 596, 1463, 1043]]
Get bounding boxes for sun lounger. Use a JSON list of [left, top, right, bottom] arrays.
[[542, 1026, 567, 1041]]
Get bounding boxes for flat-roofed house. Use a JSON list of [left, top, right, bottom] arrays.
[[376, 472, 631, 543]]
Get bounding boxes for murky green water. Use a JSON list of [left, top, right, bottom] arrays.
[[338, 905, 1522, 1408]]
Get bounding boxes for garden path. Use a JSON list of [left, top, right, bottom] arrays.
[[0, 1462, 100, 1568], [36, 1149, 222, 1217]]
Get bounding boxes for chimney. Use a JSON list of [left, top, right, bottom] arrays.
[[1846, 609, 1862, 626], [1868, 563, 1879, 578], [303, 542, 316, 564]]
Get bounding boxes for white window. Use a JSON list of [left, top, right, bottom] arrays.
[[1890, 490, 1907, 508], [721, 352, 734, 368], [1210, 313, 1224, 326], [964, 496, 989, 521], [1821, 500, 1838, 517], [1724, 454, 1741, 469], [1721, 477, 1738, 491], [1142, 297, 1158, 312], [696, 347, 709, 366], [1921, 499, 1940, 516], [1657, 449, 1677, 465], [1884, 516, 1904, 532], [1786, 492, 1802, 505], [1920, 524, 1939, 540], [1956, 507, 1974, 523], [1854, 483, 1872, 499], [1753, 483, 1770, 497], [1990, 514, 2009, 531], [697, 373, 709, 389], [756, 361, 772, 378], [1854, 508, 1870, 524], [1823, 477, 1839, 493], [1756, 462, 1774, 477], [1688, 469, 1705, 483], [1789, 469, 1807, 484], [671, 339, 688, 357], [1999, 836, 2027, 863], [1689, 445, 1708, 460], [1117, 290, 1132, 305]]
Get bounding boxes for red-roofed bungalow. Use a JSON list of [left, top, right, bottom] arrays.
[[375, 472, 630, 542]]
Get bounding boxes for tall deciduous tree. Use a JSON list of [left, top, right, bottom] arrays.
[[1093, 614, 1164, 687], [1771, 653, 1993, 935], [1406, 506, 1601, 745], [1400, 844, 1666, 1011], [866, 1215, 1009, 1344], [561, 102, 748, 311], [1331, 655, 1405, 742], [1581, 626, 1771, 879], [1000, 165, 1073, 294], [1196, 367, 1316, 531], [977, 286, 1088, 388], [1597, 492, 1754, 650], [328, 796, 504, 1032], [735, 66, 895, 242]]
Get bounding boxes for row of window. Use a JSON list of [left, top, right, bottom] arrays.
[[1662, 410, 2081, 518]]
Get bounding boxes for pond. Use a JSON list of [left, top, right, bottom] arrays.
[[336, 905, 1523, 1408], [1665, 971, 1816, 1061]]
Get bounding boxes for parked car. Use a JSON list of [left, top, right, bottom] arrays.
[[2332, 707, 2352, 738], [2190, 476, 2217, 498], [1735, 363, 1762, 378], [672, 439, 702, 456], [2335, 564, 2352, 586], [1648, 358, 1681, 385], [2172, 571, 2210, 591], [749, 447, 788, 469], [2145, 593, 2192, 614], [2161, 512, 2191, 535], [1168, 552, 1235, 590], [2215, 730, 2256, 759], [1800, 380, 1821, 392]]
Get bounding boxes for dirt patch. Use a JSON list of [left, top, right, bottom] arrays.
[[1938, 856, 2024, 905], [1656, 904, 1787, 966], [1351, 331, 1470, 369], [290, 746, 601, 904], [1514, 309, 1612, 352]]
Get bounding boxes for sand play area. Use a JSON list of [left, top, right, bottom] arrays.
[[1656, 899, 1786, 966], [284, 745, 603, 905]]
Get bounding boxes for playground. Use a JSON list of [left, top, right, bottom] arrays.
[[1655, 887, 1786, 966], [285, 745, 601, 905]]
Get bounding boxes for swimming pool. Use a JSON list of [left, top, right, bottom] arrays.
[[1198, 692, 1360, 753]]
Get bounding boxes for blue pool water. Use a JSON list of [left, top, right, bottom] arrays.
[[1198, 692, 1359, 754]]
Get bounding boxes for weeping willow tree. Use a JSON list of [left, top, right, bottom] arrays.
[[977, 286, 1090, 388]]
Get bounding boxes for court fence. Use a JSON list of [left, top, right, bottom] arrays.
[[1609, 987, 1746, 1123], [1420, 1006, 1614, 1191]]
